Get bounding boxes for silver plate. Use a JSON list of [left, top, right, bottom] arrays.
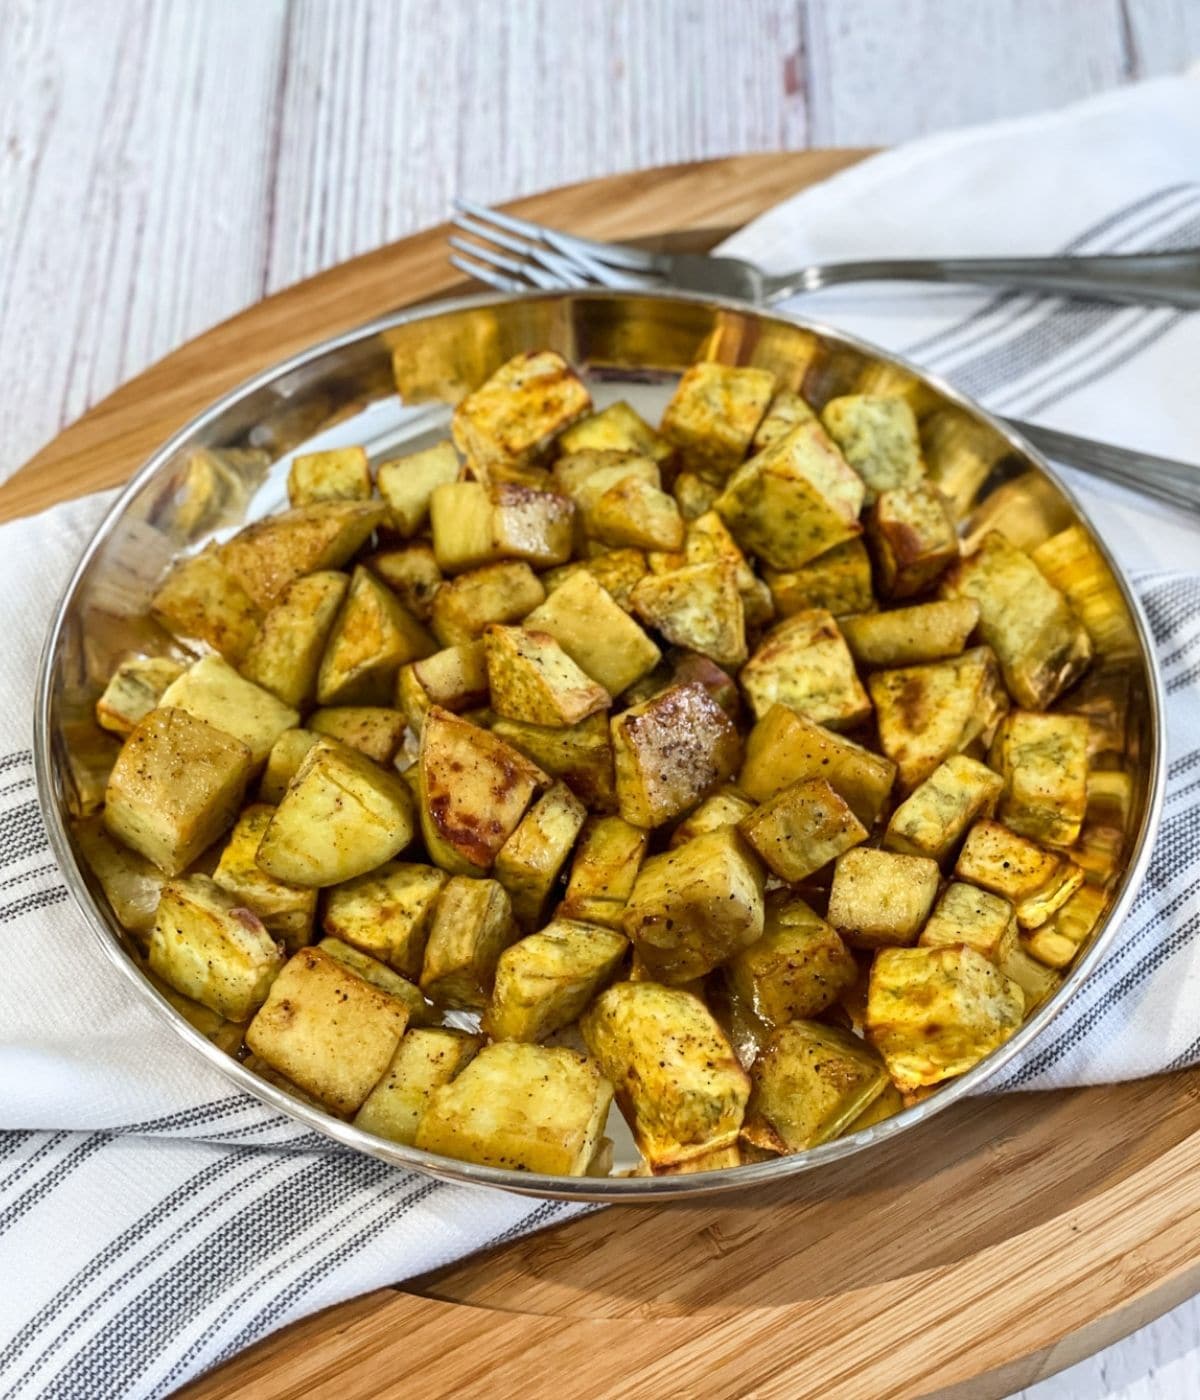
[[33, 290, 1166, 1201]]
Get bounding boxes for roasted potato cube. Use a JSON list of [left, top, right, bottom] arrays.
[[673, 471, 721, 521], [397, 640, 489, 734], [955, 820, 1084, 929], [105, 708, 252, 874], [611, 682, 741, 828], [919, 880, 1018, 963], [821, 394, 924, 503], [317, 565, 435, 706], [1027, 883, 1107, 966], [151, 546, 261, 663], [308, 706, 407, 765], [492, 711, 616, 812], [581, 981, 750, 1168], [561, 815, 648, 929], [715, 421, 865, 570], [739, 610, 870, 730], [451, 351, 592, 479], [622, 827, 764, 983], [483, 625, 609, 727], [739, 705, 895, 828], [1030, 524, 1138, 660], [868, 483, 959, 599], [685, 509, 774, 627], [826, 847, 940, 949], [764, 538, 874, 619], [742, 1021, 889, 1153], [941, 531, 1092, 709], [587, 475, 684, 552], [95, 656, 185, 736], [727, 894, 857, 1026], [149, 874, 283, 1021], [494, 782, 588, 928], [752, 388, 816, 451], [363, 544, 443, 622], [554, 448, 661, 505], [287, 446, 371, 506], [631, 562, 746, 669], [238, 570, 349, 709], [159, 654, 299, 768], [415, 1041, 612, 1175], [669, 786, 756, 848], [429, 480, 575, 572], [322, 861, 448, 977], [738, 777, 867, 883], [883, 754, 1003, 864], [484, 918, 628, 1042], [559, 399, 674, 466], [841, 598, 979, 669], [430, 560, 545, 646], [257, 738, 415, 886], [866, 945, 1024, 1090], [354, 1027, 483, 1145], [146, 971, 244, 1056], [660, 362, 776, 478], [419, 876, 519, 1009], [316, 937, 432, 1021], [212, 804, 316, 951], [869, 646, 1009, 791], [989, 711, 1090, 848], [522, 569, 660, 697], [544, 548, 648, 613], [75, 816, 167, 939], [376, 439, 461, 536], [259, 728, 320, 804], [245, 946, 409, 1115]]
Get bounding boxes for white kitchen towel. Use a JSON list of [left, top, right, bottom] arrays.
[[3, 70, 1200, 1400]]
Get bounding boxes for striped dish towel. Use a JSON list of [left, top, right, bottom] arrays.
[[3, 72, 1200, 1399]]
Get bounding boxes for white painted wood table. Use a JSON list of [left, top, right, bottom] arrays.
[[4, 1, 1200, 1395]]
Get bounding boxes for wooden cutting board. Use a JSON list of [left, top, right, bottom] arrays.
[[12, 152, 1200, 1400]]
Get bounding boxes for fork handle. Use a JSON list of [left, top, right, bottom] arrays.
[[763, 251, 1200, 307]]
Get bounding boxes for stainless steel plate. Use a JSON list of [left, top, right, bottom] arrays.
[[34, 290, 1166, 1201]]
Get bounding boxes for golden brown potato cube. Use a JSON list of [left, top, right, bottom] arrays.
[[727, 894, 857, 1026], [1027, 882, 1107, 965], [397, 640, 489, 734], [919, 881, 1018, 963], [151, 546, 261, 663], [587, 475, 684, 552], [363, 544, 442, 622], [742, 1021, 889, 1153], [259, 728, 320, 804], [630, 562, 746, 670], [826, 847, 940, 949], [685, 510, 774, 628], [492, 712, 616, 813], [553, 447, 660, 505], [884, 754, 1003, 864], [245, 946, 409, 1115], [159, 654, 299, 768], [316, 937, 433, 1022], [558, 399, 674, 466], [287, 446, 371, 506], [611, 682, 741, 828], [95, 656, 185, 736], [955, 820, 1084, 929], [821, 394, 924, 504], [75, 816, 167, 940], [105, 708, 252, 875], [430, 560, 545, 647], [213, 804, 316, 951], [869, 646, 1009, 792], [941, 531, 1092, 710], [660, 362, 776, 478], [494, 782, 588, 928], [317, 565, 435, 706], [739, 610, 870, 730], [523, 570, 660, 697], [239, 570, 349, 709], [561, 815, 649, 929], [415, 1041, 612, 1174], [621, 827, 764, 983], [739, 777, 867, 883], [764, 538, 874, 619], [323, 861, 447, 977], [668, 787, 756, 849], [354, 1028, 483, 1145], [484, 918, 628, 1042], [1031, 524, 1138, 661], [451, 350, 592, 479], [752, 388, 816, 451], [419, 876, 518, 1009], [429, 480, 575, 572], [989, 711, 1089, 848], [547, 548, 648, 613], [581, 981, 749, 1168], [417, 708, 547, 875], [149, 874, 283, 1021], [376, 439, 461, 536], [841, 598, 979, 669], [673, 471, 721, 521], [220, 500, 386, 612], [868, 483, 959, 600], [257, 738, 416, 887], [308, 706, 407, 765], [483, 625, 610, 728], [739, 705, 895, 828]]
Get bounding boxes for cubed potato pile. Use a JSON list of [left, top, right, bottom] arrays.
[[79, 347, 1132, 1178]]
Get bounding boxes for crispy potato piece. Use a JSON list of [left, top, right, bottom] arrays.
[[105, 708, 252, 875], [826, 847, 940, 949], [257, 738, 416, 887], [866, 945, 1024, 1091], [919, 881, 1018, 963], [543, 548, 648, 613], [752, 388, 816, 451], [95, 656, 186, 736], [323, 861, 447, 977], [1026, 883, 1107, 967], [660, 363, 776, 478], [742, 1021, 889, 1153], [397, 640, 489, 734], [259, 728, 320, 804], [559, 400, 674, 465], [415, 1041, 612, 1175], [669, 786, 756, 848], [212, 804, 316, 952], [146, 971, 244, 1055], [554, 448, 661, 506], [287, 446, 371, 506], [246, 946, 409, 1115], [316, 937, 433, 1023], [429, 480, 575, 572], [376, 440, 461, 536], [685, 509, 774, 627], [239, 571, 349, 709], [492, 712, 616, 812], [523, 570, 660, 697], [587, 475, 684, 552], [764, 538, 874, 619], [631, 561, 747, 669], [821, 394, 924, 504], [989, 711, 1090, 848], [715, 421, 865, 570], [484, 918, 628, 1042], [727, 894, 857, 1026], [739, 610, 870, 730], [317, 565, 435, 705], [561, 815, 649, 929], [841, 598, 979, 669], [869, 646, 1009, 792], [868, 483, 959, 599], [739, 705, 895, 828], [420, 876, 519, 1009], [159, 654, 299, 767], [581, 981, 750, 1168], [149, 874, 283, 1021], [483, 625, 610, 727], [363, 544, 443, 622], [611, 682, 741, 828], [354, 1027, 483, 1145], [673, 471, 721, 521], [738, 777, 867, 883], [309, 706, 407, 765], [955, 820, 1084, 929], [942, 531, 1092, 709], [1030, 524, 1138, 660], [151, 546, 261, 663], [494, 782, 588, 928], [430, 561, 545, 647], [75, 816, 168, 940], [883, 754, 1003, 864]]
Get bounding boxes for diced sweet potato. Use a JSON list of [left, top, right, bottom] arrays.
[[213, 804, 316, 952], [739, 777, 867, 883], [826, 847, 940, 949], [376, 440, 461, 535], [419, 876, 519, 1010], [287, 446, 371, 506], [483, 625, 610, 727], [954, 820, 1084, 929], [868, 483, 959, 599], [451, 351, 592, 479], [739, 610, 870, 730], [483, 918, 628, 1042], [764, 538, 874, 619], [727, 894, 857, 1026], [494, 782, 588, 928], [883, 754, 1003, 864], [239, 571, 349, 709], [317, 566, 435, 705], [820, 394, 924, 503], [660, 362, 776, 478], [95, 656, 185, 736], [354, 1027, 483, 1145], [430, 561, 545, 647], [151, 546, 261, 663], [989, 711, 1090, 848], [322, 861, 448, 977], [840, 598, 979, 669], [560, 815, 648, 929]]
